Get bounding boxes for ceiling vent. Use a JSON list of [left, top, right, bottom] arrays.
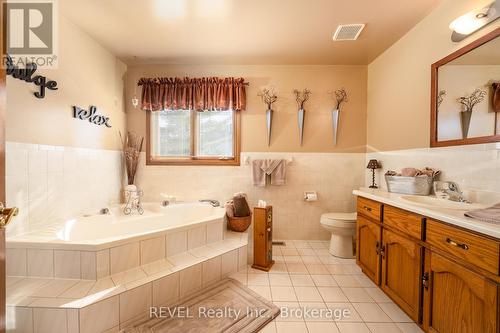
[[332, 24, 365, 41]]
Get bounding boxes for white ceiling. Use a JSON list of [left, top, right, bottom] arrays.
[[61, 0, 441, 65]]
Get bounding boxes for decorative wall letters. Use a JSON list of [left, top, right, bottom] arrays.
[[73, 106, 112, 128], [5, 54, 58, 99]]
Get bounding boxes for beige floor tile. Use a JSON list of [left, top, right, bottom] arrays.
[[363, 287, 392, 302], [271, 286, 298, 302], [305, 321, 340, 333], [311, 274, 337, 287], [353, 274, 377, 287], [379, 302, 413, 322], [291, 241, 312, 249], [352, 303, 392, 322], [341, 287, 375, 302], [297, 248, 316, 256], [366, 322, 403, 333], [325, 303, 363, 322], [228, 272, 247, 285], [336, 322, 370, 333], [313, 249, 331, 256], [293, 287, 323, 302], [317, 287, 348, 302], [300, 256, 321, 264], [247, 266, 269, 275], [274, 301, 303, 322], [275, 321, 308, 333], [333, 275, 362, 287], [247, 273, 269, 286], [298, 302, 331, 322], [305, 264, 329, 275], [396, 323, 425, 333], [286, 263, 308, 274], [247, 285, 272, 301], [281, 248, 300, 256], [283, 256, 302, 264], [269, 263, 288, 274], [290, 274, 315, 287], [269, 274, 292, 286]]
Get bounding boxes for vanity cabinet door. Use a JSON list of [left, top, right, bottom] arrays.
[[424, 252, 498, 333], [381, 228, 422, 323], [356, 215, 381, 285]]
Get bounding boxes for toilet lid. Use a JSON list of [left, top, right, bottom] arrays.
[[321, 212, 357, 222]]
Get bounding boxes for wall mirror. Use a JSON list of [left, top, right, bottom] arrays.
[[431, 28, 500, 147]]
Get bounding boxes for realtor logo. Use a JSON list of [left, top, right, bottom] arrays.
[[3, 0, 58, 68]]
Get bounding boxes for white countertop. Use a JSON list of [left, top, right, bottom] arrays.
[[353, 188, 500, 239]]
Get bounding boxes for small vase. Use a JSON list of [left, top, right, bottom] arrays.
[[266, 109, 273, 146], [331, 109, 340, 146], [298, 108, 305, 145], [460, 110, 472, 139]]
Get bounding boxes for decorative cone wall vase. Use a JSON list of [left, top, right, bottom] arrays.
[[331, 109, 340, 146], [298, 108, 305, 145], [460, 110, 472, 139], [266, 109, 273, 146]]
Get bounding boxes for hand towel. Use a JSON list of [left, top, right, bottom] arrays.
[[465, 203, 500, 224], [252, 160, 267, 186], [270, 159, 287, 185]]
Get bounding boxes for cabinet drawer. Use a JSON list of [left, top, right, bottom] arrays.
[[384, 206, 423, 240], [357, 197, 382, 222], [426, 219, 500, 275]]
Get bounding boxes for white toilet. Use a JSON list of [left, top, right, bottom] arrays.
[[320, 212, 357, 258]]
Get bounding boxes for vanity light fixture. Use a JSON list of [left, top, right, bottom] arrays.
[[449, 0, 499, 42]]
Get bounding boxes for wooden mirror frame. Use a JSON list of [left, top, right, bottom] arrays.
[[430, 27, 500, 147]]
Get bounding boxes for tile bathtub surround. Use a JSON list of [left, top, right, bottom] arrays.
[[5, 142, 123, 237], [136, 152, 366, 240], [366, 143, 500, 194]]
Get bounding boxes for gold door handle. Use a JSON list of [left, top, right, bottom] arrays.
[[0, 203, 19, 228], [446, 238, 469, 250]]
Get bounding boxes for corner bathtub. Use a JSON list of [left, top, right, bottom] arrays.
[[6, 202, 228, 279]]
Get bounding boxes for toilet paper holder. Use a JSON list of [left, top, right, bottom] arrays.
[[304, 191, 318, 201]]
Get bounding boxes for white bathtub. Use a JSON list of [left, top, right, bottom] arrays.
[[7, 202, 225, 250]]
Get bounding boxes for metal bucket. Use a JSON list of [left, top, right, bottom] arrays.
[[385, 175, 434, 196]]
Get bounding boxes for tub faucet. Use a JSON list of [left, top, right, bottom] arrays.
[[100, 208, 110, 215], [199, 199, 220, 207]]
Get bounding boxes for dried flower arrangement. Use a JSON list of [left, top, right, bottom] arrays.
[[457, 89, 487, 112], [120, 132, 144, 185], [334, 88, 349, 110], [258, 88, 278, 109], [293, 89, 311, 109], [437, 90, 446, 109]]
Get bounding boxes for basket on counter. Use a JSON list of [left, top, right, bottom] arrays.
[[385, 175, 434, 196], [227, 213, 252, 232]]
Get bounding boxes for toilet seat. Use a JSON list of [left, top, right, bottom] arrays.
[[320, 212, 357, 228]]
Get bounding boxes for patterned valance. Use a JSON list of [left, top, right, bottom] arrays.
[[138, 77, 248, 112]]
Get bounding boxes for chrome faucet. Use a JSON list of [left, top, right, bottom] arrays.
[[199, 199, 220, 207], [434, 181, 469, 203], [99, 208, 110, 215]]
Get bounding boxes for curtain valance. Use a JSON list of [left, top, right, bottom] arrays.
[[138, 77, 247, 112]]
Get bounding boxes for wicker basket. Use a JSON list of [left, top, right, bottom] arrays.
[[227, 213, 252, 232]]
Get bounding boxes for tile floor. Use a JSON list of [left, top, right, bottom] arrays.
[[230, 240, 424, 333]]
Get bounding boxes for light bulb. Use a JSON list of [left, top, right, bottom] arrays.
[[449, 11, 488, 35]]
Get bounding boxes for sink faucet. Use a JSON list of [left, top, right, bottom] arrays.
[[199, 199, 220, 207], [434, 181, 469, 203]]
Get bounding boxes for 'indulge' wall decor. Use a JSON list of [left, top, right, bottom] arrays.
[[5, 54, 58, 99], [73, 106, 112, 128]]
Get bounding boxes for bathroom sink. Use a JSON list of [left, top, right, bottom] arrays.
[[400, 195, 485, 211]]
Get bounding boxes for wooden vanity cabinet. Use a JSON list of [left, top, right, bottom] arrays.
[[356, 196, 500, 333], [423, 251, 498, 333], [380, 228, 422, 323], [356, 215, 381, 285]]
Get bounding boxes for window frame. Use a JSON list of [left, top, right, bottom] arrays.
[[146, 109, 241, 166]]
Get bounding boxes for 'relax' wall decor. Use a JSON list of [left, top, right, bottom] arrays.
[[73, 105, 112, 128], [293, 89, 311, 145]]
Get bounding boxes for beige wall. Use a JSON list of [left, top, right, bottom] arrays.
[[367, 0, 500, 152], [126, 65, 367, 153], [6, 16, 127, 150]]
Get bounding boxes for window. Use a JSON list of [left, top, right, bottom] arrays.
[[147, 110, 240, 165]]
